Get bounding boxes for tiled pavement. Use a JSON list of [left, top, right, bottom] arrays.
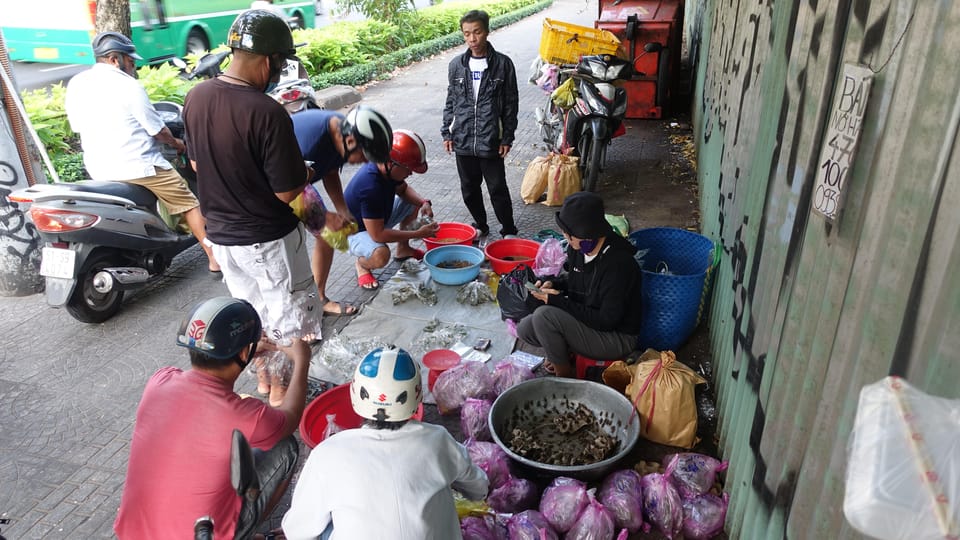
[[0, 0, 699, 537]]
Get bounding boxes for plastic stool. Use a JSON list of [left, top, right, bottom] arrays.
[[575, 354, 619, 381]]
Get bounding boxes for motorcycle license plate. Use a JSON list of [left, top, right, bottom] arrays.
[[40, 247, 76, 279]]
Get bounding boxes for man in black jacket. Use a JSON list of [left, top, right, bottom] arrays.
[[442, 9, 519, 242]]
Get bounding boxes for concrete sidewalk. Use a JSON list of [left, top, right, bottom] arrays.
[[0, 0, 700, 537]]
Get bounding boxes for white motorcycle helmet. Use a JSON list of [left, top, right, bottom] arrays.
[[350, 346, 422, 423]]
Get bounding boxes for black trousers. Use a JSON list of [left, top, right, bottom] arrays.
[[517, 305, 637, 367], [455, 154, 518, 236]]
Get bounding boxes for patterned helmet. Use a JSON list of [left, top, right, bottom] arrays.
[[176, 297, 262, 360], [342, 105, 393, 163], [227, 9, 297, 59], [390, 129, 428, 174], [350, 347, 422, 422]]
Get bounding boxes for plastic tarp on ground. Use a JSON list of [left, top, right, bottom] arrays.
[[309, 265, 516, 397]]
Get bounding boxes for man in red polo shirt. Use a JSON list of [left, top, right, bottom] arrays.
[[114, 297, 310, 539]]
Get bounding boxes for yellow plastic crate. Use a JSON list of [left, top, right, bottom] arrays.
[[539, 18, 620, 65]]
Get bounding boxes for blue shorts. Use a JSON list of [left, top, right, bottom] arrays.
[[347, 197, 416, 258]]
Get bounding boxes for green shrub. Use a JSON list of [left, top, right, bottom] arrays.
[[51, 152, 87, 183], [311, 0, 553, 89], [20, 84, 75, 159], [136, 62, 198, 104], [297, 0, 545, 75]]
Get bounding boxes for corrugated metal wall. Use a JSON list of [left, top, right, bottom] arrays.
[[687, 0, 960, 538]]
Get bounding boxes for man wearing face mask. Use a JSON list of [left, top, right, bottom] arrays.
[[183, 10, 325, 350], [517, 192, 643, 378], [65, 31, 219, 273]]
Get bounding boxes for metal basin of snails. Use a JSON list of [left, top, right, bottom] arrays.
[[488, 378, 640, 481]]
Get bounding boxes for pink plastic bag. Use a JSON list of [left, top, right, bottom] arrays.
[[465, 439, 512, 490], [682, 492, 729, 540], [461, 398, 493, 441], [506, 510, 559, 540], [539, 477, 589, 533], [433, 361, 495, 415], [492, 360, 535, 395], [461, 514, 508, 540], [663, 453, 728, 498], [641, 473, 683, 539], [597, 469, 645, 533], [566, 490, 616, 540], [487, 476, 540, 514], [533, 237, 565, 277]]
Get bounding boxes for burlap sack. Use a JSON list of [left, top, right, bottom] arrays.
[[543, 153, 580, 207], [520, 155, 552, 204], [604, 349, 706, 448]]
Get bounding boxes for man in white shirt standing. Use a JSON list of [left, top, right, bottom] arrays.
[[65, 32, 219, 273]]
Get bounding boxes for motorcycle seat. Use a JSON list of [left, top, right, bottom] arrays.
[[66, 180, 159, 209]]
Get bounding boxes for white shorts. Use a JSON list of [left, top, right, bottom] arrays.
[[209, 224, 323, 341]]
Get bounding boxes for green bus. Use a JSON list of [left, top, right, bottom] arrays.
[[2, 0, 316, 65]]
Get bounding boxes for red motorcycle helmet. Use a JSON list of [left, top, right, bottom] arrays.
[[390, 129, 428, 174]]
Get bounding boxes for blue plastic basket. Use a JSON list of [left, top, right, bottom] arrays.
[[628, 228, 715, 351]]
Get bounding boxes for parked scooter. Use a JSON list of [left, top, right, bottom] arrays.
[[7, 102, 200, 323], [535, 53, 634, 192]]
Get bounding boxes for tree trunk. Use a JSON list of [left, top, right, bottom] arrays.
[[96, 0, 132, 37]]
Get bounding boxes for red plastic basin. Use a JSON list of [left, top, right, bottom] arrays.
[[485, 238, 541, 274], [299, 383, 424, 448], [424, 222, 477, 251]]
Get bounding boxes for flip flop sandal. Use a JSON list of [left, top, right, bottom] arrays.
[[321, 298, 358, 317], [357, 271, 380, 290], [394, 247, 425, 262]]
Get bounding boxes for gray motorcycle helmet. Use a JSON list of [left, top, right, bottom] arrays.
[[91, 31, 142, 60]]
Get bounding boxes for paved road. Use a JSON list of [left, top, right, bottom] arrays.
[[8, 62, 85, 91], [0, 0, 699, 537]]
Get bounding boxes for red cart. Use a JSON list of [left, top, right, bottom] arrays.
[[595, 0, 684, 119]]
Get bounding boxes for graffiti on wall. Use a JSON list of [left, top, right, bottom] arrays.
[[696, 0, 897, 529], [0, 160, 42, 285]]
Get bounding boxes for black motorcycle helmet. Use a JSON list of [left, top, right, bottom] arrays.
[[91, 31, 142, 60], [176, 297, 262, 366], [341, 105, 393, 163], [227, 9, 298, 59]]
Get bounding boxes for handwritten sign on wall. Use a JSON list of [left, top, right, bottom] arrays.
[[812, 63, 873, 222]]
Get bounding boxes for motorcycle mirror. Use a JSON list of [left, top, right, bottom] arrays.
[[170, 57, 187, 69], [192, 50, 231, 80], [230, 429, 260, 501], [643, 42, 664, 53]]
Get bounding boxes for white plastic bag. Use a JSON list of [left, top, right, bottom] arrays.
[[843, 376, 960, 539]]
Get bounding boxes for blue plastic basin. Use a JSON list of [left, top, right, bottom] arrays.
[[423, 245, 485, 285]]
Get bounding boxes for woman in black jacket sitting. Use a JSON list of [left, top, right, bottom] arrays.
[[517, 192, 643, 377]]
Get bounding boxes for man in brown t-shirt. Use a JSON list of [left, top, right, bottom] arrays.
[[183, 9, 326, 348]]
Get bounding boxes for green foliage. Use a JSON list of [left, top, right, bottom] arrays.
[[311, 0, 552, 89], [51, 152, 87, 183], [136, 63, 198, 104], [335, 0, 416, 23], [20, 84, 75, 158]]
